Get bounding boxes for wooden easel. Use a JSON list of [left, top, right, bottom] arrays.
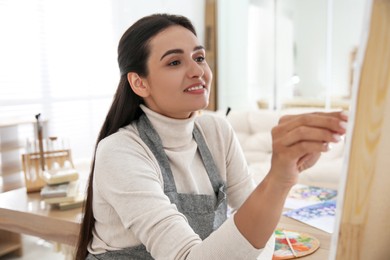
[[330, 0, 390, 259]]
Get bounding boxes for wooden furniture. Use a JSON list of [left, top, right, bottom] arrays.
[[0, 188, 81, 245], [0, 230, 22, 257], [331, 0, 390, 259], [0, 187, 332, 259], [0, 188, 82, 257], [0, 118, 47, 256], [205, 0, 218, 111], [0, 119, 48, 179]]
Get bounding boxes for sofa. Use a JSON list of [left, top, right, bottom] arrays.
[[222, 108, 346, 189]]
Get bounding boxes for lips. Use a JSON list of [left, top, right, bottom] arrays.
[[184, 82, 206, 92], [185, 85, 204, 92]]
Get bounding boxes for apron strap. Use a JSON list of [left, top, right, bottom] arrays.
[[193, 126, 224, 195], [137, 113, 177, 193], [136, 113, 224, 195]]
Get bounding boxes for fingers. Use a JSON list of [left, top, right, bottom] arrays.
[[271, 110, 349, 166], [273, 139, 330, 164], [277, 125, 341, 147], [268, 110, 349, 185], [297, 153, 321, 172], [280, 110, 348, 123], [277, 111, 348, 136]]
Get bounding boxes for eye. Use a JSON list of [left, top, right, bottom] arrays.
[[194, 56, 205, 63], [168, 60, 181, 66]]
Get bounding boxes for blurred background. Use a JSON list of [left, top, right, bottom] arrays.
[[0, 0, 365, 182]]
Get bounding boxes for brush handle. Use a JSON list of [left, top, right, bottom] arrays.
[[36, 121, 46, 171]]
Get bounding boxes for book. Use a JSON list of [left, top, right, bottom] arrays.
[[57, 194, 86, 210], [284, 184, 337, 210], [42, 168, 79, 185], [43, 181, 79, 204], [283, 200, 337, 233], [40, 183, 70, 198]]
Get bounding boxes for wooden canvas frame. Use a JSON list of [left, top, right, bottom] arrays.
[[330, 0, 390, 259]]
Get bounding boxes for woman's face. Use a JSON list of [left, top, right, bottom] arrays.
[[142, 25, 212, 119]]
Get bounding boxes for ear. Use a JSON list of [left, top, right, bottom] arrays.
[[127, 72, 150, 98]]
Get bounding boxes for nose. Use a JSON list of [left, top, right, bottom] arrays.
[[187, 60, 204, 78]]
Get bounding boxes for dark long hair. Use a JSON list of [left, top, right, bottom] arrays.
[[75, 14, 196, 260]]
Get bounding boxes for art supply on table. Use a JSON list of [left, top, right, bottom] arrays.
[[44, 180, 86, 210], [282, 230, 297, 257], [40, 183, 70, 198], [21, 113, 79, 192], [284, 184, 337, 210], [273, 228, 320, 259], [42, 181, 79, 204], [57, 194, 86, 210], [283, 200, 336, 233], [42, 168, 79, 185], [35, 113, 46, 173]]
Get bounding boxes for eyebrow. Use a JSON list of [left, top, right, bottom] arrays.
[[160, 45, 205, 61]]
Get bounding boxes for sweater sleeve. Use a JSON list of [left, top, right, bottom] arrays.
[[93, 126, 274, 260]]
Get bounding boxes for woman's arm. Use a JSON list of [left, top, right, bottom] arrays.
[[234, 111, 348, 248]]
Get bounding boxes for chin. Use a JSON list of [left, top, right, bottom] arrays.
[[180, 97, 210, 115], [195, 100, 209, 111]]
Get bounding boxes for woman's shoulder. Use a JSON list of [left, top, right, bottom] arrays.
[[96, 123, 142, 153]]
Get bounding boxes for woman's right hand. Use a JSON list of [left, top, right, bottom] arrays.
[[234, 111, 348, 250], [268, 111, 348, 187]]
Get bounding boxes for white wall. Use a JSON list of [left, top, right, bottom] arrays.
[[288, 0, 365, 98], [288, 0, 328, 98], [111, 0, 205, 47], [331, 0, 365, 97]]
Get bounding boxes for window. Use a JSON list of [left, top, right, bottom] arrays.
[[0, 0, 118, 161], [217, 0, 365, 110]]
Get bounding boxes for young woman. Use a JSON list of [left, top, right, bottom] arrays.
[[75, 14, 347, 260]]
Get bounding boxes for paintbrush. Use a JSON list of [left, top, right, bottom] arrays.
[[35, 113, 46, 173], [283, 230, 298, 258]]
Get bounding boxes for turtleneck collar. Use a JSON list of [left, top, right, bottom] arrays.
[[139, 105, 196, 149]]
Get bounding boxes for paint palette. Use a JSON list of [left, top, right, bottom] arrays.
[[273, 229, 320, 259]]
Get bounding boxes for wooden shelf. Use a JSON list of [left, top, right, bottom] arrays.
[[1, 119, 47, 179], [0, 241, 22, 257], [1, 163, 22, 176], [0, 118, 47, 128], [0, 230, 22, 257], [0, 171, 25, 193], [0, 139, 26, 153]]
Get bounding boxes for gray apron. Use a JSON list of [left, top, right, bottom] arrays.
[[87, 113, 227, 259]]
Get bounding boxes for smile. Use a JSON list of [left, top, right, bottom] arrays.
[[184, 85, 204, 92]]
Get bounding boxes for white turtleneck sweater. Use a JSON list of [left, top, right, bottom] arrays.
[[89, 105, 275, 259]]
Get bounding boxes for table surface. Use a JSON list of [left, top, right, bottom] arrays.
[[0, 187, 332, 258], [0, 188, 82, 246]]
